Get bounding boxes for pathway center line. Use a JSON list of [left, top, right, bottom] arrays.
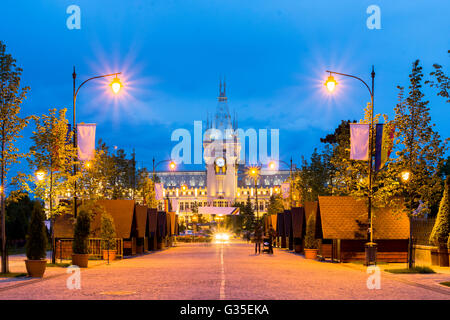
[[219, 244, 225, 300]]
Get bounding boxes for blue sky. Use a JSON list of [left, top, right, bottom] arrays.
[[1, 0, 449, 175]]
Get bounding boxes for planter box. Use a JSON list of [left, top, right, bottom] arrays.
[[72, 254, 89, 268], [25, 260, 47, 278], [304, 249, 318, 260], [102, 250, 116, 261]]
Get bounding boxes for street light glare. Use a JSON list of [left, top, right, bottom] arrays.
[[401, 170, 411, 182], [325, 75, 337, 92], [169, 161, 176, 170], [35, 170, 45, 181], [268, 161, 276, 170], [111, 77, 122, 94]]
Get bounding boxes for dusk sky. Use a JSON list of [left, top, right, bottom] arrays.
[[1, 0, 449, 175]]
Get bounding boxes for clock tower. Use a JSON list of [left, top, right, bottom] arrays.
[[203, 80, 240, 206]]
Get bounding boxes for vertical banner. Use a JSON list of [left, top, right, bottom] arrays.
[[77, 123, 96, 161], [375, 123, 395, 171], [350, 123, 369, 160], [154, 183, 164, 200], [281, 182, 290, 199]]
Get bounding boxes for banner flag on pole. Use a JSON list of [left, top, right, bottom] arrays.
[[375, 123, 395, 171], [281, 182, 290, 199], [155, 183, 164, 200], [350, 123, 369, 160], [77, 123, 96, 161]]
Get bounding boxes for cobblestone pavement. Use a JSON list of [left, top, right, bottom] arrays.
[[1, 241, 449, 300]]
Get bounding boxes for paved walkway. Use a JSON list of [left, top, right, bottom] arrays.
[[1, 241, 449, 300]]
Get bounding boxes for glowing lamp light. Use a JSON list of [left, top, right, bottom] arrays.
[[268, 161, 276, 170], [85, 161, 92, 169], [169, 161, 176, 170], [181, 185, 187, 192], [110, 77, 122, 94], [35, 170, 45, 181], [325, 75, 337, 92], [401, 170, 411, 182]]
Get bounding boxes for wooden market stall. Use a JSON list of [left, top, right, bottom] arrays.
[[316, 196, 410, 263]]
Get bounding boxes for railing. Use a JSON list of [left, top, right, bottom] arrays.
[[56, 238, 123, 260]]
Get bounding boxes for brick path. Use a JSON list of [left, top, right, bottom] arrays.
[[0, 241, 449, 300]]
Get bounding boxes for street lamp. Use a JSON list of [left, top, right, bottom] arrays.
[[325, 66, 376, 265], [152, 158, 177, 182], [268, 158, 294, 208], [324, 74, 338, 92], [246, 165, 261, 220], [72, 67, 123, 218], [35, 170, 46, 181], [400, 169, 415, 268]]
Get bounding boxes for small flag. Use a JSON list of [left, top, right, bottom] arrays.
[[281, 182, 290, 199], [350, 123, 369, 160], [375, 124, 395, 171], [77, 124, 96, 161], [155, 183, 164, 200]]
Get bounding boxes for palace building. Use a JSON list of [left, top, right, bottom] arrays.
[[156, 81, 291, 220]]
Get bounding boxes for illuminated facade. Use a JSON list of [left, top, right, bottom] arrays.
[[157, 82, 290, 216]]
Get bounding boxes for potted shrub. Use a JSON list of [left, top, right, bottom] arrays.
[[25, 202, 48, 277], [429, 177, 450, 267], [72, 208, 91, 268], [304, 214, 318, 259], [101, 212, 117, 261]]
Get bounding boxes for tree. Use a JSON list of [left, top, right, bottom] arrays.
[[136, 168, 157, 207], [426, 50, 450, 103], [304, 213, 318, 249], [5, 193, 34, 241], [294, 147, 332, 203], [391, 60, 448, 216], [430, 177, 450, 246], [101, 211, 116, 251], [72, 207, 91, 254], [0, 41, 30, 273], [240, 196, 255, 231], [25, 202, 48, 261], [267, 194, 284, 216], [15, 108, 77, 264]]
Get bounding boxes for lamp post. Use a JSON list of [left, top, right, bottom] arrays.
[[152, 158, 176, 182], [325, 66, 376, 265], [72, 67, 122, 218], [247, 165, 261, 220], [400, 169, 415, 268], [268, 158, 294, 208]]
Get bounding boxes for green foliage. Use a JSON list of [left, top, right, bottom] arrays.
[[72, 208, 91, 254], [136, 168, 158, 208], [304, 214, 318, 249], [5, 193, 34, 241], [0, 41, 31, 272], [391, 60, 448, 216], [101, 212, 116, 250], [430, 177, 450, 245], [426, 50, 450, 103], [25, 202, 48, 260], [385, 266, 435, 274], [78, 139, 138, 200], [267, 194, 284, 215], [240, 196, 255, 231], [295, 147, 333, 203], [14, 108, 77, 219]]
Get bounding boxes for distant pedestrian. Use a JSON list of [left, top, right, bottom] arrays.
[[253, 224, 263, 254]]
